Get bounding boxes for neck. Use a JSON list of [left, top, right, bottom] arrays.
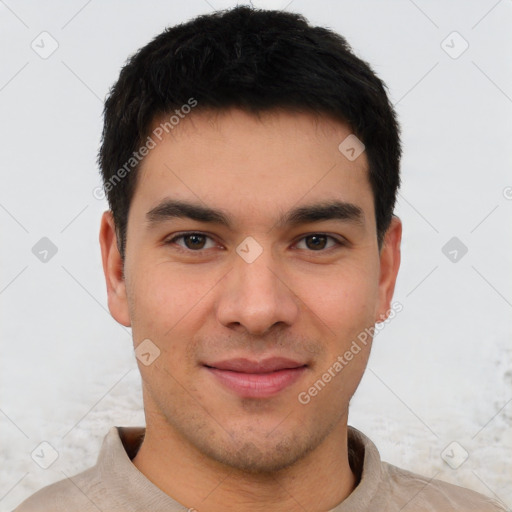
[[132, 415, 357, 512]]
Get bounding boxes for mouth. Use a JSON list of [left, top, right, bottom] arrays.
[[203, 357, 308, 398]]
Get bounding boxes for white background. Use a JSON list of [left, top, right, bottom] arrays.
[[1, 0, 511, 510]]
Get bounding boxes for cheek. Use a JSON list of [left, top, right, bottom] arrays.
[[129, 261, 210, 334], [293, 261, 378, 333]]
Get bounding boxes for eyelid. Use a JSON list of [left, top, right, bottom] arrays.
[[165, 231, 346, 253]]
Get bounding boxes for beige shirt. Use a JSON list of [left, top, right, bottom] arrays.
[[14, 425, 506, 512]]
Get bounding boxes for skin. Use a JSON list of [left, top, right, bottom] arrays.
[[99, 108, 402, 511]]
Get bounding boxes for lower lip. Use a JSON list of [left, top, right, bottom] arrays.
[[206, 366, 307, 398]]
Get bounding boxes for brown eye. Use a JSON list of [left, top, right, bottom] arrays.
[[165, 233, 216, 251], [296, 234, 342, 251], [305, 235, 327, 250], [182, 234, 207, 250]]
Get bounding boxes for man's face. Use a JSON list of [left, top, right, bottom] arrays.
[[101, 108, 401, 473]]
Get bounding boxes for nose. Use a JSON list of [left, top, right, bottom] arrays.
[[215, 242, 300, 336]]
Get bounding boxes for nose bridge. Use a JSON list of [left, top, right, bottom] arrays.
[[216, 236, 299, 334]]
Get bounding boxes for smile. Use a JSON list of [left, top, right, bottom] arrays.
[[204, 357, 308, 398]]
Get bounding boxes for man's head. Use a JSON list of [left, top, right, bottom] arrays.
[[98, 5, 401, 261], [99, 6, 402, 475]]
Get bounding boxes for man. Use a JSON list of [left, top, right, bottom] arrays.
[[14, 5, 506, 512]]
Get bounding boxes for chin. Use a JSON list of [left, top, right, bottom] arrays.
[[197, 427, 323, 475]]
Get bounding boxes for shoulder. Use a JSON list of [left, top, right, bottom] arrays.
[[378, 461, 507, 511], [12, 466, 102, 512]]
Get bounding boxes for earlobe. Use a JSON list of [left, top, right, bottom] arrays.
[[375, 215, 402, 324], [99, 211, 131, 327]]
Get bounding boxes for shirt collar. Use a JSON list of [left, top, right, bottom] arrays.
[[329, 426, 382, 511], [96, 424, 382, 510]]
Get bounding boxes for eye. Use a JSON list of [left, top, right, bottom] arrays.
[[295, 234, 344, 251], [165, 232, 218, 251]]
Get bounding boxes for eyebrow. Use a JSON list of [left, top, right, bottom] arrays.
[[145, 198, 365, 231]]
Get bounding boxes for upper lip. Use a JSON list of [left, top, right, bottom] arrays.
[[205, 357, 307, 373]]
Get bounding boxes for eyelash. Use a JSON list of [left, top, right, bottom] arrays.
[[164, 232, 346, 255]]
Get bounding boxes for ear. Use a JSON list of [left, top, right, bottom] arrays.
[[99, 210, 131, 327], [375, 215, 402, 323]]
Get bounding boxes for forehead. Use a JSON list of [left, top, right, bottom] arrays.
[[131, 108, 374, 231]]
